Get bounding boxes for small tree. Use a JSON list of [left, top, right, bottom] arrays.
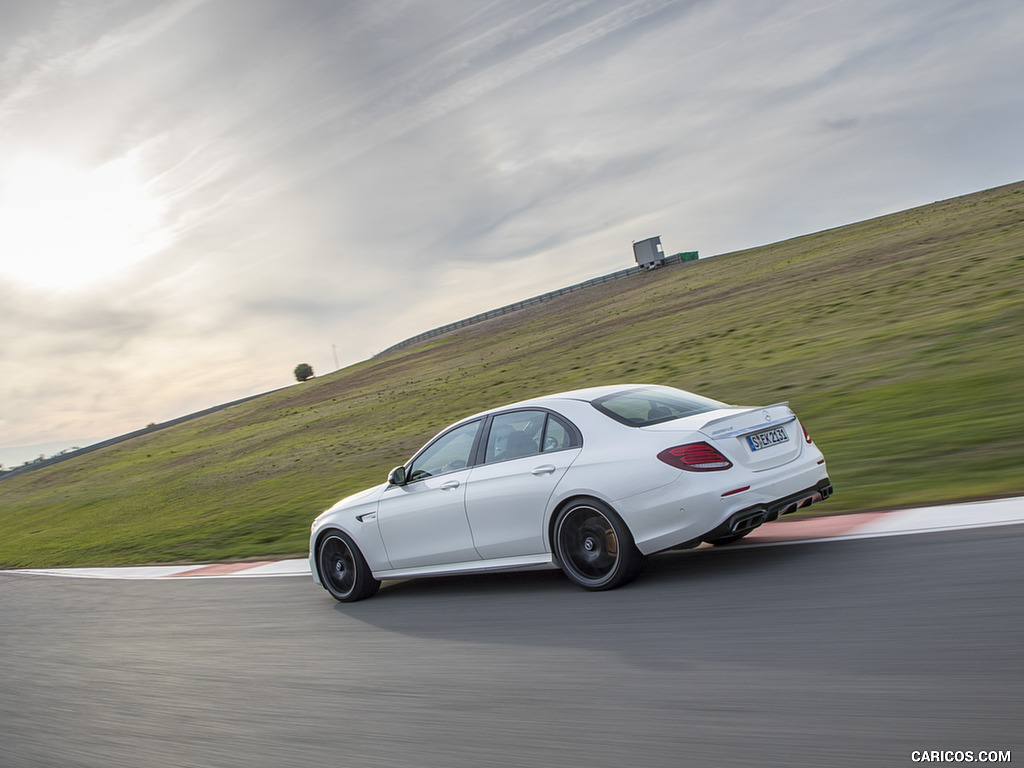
[[294, 363, 314, 382]]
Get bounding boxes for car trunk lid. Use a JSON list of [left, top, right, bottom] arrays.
[[643, 403, 804, 471], [700, 403, 803, 471]]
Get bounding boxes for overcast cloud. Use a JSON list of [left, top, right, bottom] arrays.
[[1, 0, 1022, 467]]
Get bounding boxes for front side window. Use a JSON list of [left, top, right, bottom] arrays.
[[408, 420, 481, 481], [592, 387, 726, 427]]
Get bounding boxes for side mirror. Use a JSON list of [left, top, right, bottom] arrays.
[[388, 466, 407, 486]]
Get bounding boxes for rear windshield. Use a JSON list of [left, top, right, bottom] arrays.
[[591, 387, 726, 427]]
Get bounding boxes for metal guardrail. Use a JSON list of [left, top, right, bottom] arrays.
[[377, 252, 695, 357]]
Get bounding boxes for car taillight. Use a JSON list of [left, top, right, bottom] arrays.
[[801, 422, 813, 444], [657, 442, 733, 472]]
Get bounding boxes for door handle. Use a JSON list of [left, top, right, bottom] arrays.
[[440, 479, 461, 490], [531, 465, 556, 476]]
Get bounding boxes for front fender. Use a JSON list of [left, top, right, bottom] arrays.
[[309, 485, 392, 584]]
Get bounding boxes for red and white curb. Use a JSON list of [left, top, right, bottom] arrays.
[[736, 495, 1024, 547], [4, 497, 1022, 581], [4, 558, 311, 580]]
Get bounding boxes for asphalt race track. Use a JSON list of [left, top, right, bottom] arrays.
[[2, 521, 1022, 767]]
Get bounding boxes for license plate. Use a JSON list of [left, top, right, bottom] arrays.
[[746, 427, 789, 451]]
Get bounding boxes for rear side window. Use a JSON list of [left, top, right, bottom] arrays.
[[483, 409, 581, 463], [592, 388, 725, 427], [485, 410, 546, 463], [542, 415, 573, 452]]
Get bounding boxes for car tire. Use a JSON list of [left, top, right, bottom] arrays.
[[553, 499, 644, 591], [317, 530, 380, 602]]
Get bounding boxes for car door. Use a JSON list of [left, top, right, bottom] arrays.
[[377, 420, 483, 570], [464, 410, 582, 559]]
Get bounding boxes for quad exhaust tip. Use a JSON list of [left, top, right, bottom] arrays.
[[730, 510, 767, 533]]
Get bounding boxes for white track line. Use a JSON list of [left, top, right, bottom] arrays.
[[4, 497, 1022, 580]]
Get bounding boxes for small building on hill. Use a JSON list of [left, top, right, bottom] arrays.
[[633, 236, 665, 269]]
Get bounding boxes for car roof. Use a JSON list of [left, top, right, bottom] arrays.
[[469, 384, 669, 419]]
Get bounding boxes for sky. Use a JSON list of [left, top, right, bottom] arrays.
[[1, 0, 1023, 469]]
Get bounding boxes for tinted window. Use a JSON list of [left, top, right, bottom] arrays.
[[591, 388, 725, 427], [408, 420, 481, 481], [485, 410, 546, 463], [542, 414, 573, 452]]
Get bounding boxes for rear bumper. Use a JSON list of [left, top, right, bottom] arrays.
[[621, 455, 831, 554], [699, 478, 834, 541]]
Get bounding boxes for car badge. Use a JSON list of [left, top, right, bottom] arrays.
[[763, 410, 771, 421]]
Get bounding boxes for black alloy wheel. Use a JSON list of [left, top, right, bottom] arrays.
[[317, 531, 380, 602], [553, 500, 643, 591]]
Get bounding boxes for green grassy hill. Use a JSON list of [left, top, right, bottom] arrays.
[[3, 182, 1022, 568]]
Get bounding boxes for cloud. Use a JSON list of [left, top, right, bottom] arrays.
[[2, 0, 1023, 466]]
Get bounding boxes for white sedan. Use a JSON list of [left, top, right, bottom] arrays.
[[310, 384, 833, 601]]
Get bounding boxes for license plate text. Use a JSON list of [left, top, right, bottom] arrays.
[[746, 427, 789, 451]]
